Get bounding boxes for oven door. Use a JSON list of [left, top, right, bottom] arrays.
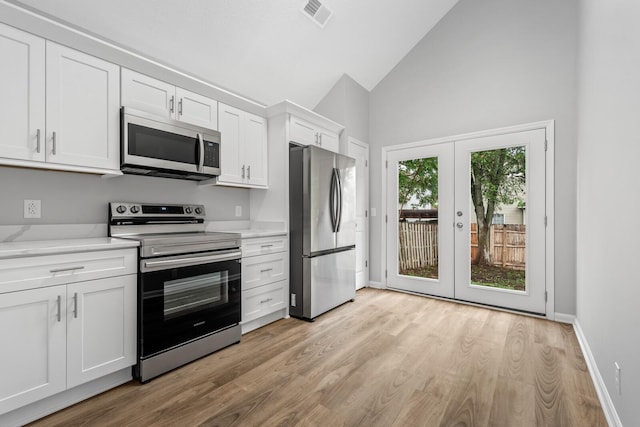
[[139, 250, 241, 358]]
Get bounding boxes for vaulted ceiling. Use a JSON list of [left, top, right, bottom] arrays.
[[11, 0, 459, 108]]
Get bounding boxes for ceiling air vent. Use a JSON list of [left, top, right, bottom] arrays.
[[302, 0, 333, 28]]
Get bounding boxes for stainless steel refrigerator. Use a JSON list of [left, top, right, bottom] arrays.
[[289, 144, 356, 320]]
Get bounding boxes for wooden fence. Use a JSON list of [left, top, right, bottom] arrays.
[[398, 221, 438, 270], [398, 222, 526, 271]]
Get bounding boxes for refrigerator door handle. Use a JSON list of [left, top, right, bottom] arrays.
[[335, 168, 343, 232], [329, 168, 337, 232]]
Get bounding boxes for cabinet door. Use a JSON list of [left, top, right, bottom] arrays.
[[0, 285, 66, 414], [66, 275, 136, 388], [176, 87, 218, 129], [217, 103, 244, 185], [289, 116, 318, 146], [46, 42, 120, 170], [0, 23, 45, 162], [244, 114, 268, 188], [318, 130, 339, 153], [121, 68, 176, 118]]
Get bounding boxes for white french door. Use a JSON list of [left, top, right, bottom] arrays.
[[386, 143, 455, 298], [386, 128, 547, 314]]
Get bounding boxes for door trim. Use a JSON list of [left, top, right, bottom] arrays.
[[347, 137, 370, 290], [381, 120, 555, 319]]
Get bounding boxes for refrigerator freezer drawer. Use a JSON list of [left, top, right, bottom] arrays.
[[305, 249, 355, 319]]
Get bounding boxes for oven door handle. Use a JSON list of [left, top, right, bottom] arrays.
[[141, 250, 241, 272]]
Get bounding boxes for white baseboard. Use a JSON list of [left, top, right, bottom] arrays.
[[554, 312, 576, 324], [573, 319, 622, 427], [367, 281, 384, 289]]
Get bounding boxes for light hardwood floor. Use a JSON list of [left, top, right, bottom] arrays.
[[30, 288, 606, 426]]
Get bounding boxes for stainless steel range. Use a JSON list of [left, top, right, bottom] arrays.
[[109, 202, 241, 382]]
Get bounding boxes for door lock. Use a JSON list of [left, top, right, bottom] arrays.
[[456, 222, 464, 228]]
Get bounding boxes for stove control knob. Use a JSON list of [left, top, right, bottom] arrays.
[[116, 205, 126, 214], [130, 205, 140, 214], [185, 207, 193, 214], [195, 207, 203, 215]]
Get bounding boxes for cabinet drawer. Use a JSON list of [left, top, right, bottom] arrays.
[[0, 249, 137, 294], [242, 252, 287, 291], [242, 280, 286, 323], [242, 235, 287, 257]]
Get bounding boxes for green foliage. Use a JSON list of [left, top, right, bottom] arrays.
[[470, 146, 526, 214], [398, 157, 438, 210]]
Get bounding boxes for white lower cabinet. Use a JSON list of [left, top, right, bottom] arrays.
[[66, 276, 136, 388], [0, 285, 66, 415], [242, 280, 286, 323], [0, 249, 136, 416], [241, 235, 288, 333]]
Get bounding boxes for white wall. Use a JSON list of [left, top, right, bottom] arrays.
[[314, 73, 370, 152], [0, 167, 249, 226], [369, 0, 579, 314], [576, 0, 640, 424]]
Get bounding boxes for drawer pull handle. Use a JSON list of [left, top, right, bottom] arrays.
[[260, 298, 273, 304], [73, 293, 78, 318], [56, 295, 61, 322], [261, 244, 274, 248], [50, 266, 85, 273], [260, 268, 273, 273]]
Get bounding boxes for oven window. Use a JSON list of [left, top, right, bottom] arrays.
[[164, 271, 228, 319]]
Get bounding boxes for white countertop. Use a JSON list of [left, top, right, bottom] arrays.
[[0, 237, 139, 260], [205, 220, 286, 239]]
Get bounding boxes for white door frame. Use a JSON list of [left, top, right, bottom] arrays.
[[381, 120, 555, 319], [348, 136, 370, 289]]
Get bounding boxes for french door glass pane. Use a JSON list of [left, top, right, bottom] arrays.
[[469, 146, 526, 291], [398, 157, 439, 279]]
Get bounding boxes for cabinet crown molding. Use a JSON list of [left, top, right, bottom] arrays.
[[266, 99, 344, 135]]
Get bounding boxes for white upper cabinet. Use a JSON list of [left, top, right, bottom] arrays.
[[120, 68, 174, 118], [0, 23, 45, 162], [46, 42, 120, 170], [175, 87, 218, 129], [216, 102, 268, 188], [121, 68, 218, 129], [289, 115, 339, 153], [0, 23, 120, 173]]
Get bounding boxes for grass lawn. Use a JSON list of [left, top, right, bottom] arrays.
[[400, 264, 525, 291]]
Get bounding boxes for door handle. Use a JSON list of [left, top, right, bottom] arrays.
[[329, 169, 337, 232], [56, 295, 62, 322], [335, 169, 343, 232], [169, 96, 175, 114], [36, 129, 41, 153], [52, 131, 57, 155], [197, 133, 204, 171], [247, 165, 251, 180], [178, 98, 183, 115], [456, 222, 464, 229], [73, 292, 78, 318], [241, 164, 246, 179]]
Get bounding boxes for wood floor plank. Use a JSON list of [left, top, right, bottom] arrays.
[[27, 288, 607, 427]]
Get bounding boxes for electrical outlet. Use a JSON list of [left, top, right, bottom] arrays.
[[615, 362, 621, 395], [235, 205, 242, 217], [24, 200, 41, 219]]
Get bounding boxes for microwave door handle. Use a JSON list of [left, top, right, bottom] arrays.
[[197, 133, 204, 172]]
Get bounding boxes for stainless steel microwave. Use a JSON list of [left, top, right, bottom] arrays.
[[121, 107, 220, 181]]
